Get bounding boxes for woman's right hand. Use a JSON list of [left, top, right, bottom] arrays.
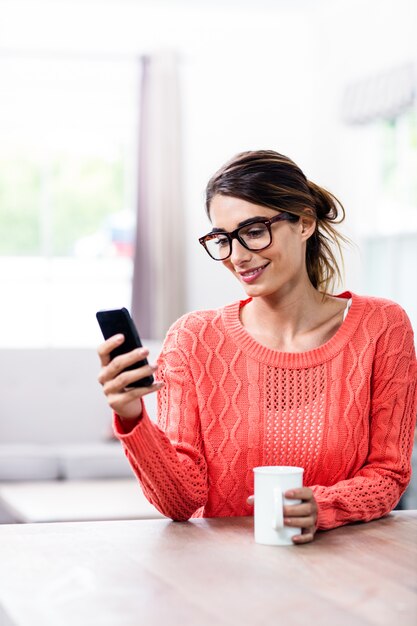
[[97, 334, 164, 421]]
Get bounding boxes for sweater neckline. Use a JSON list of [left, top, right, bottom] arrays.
[[221, 291, 364, 368]]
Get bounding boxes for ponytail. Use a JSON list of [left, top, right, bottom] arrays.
[[305, 180, 348, 293]]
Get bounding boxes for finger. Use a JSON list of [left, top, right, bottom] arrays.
[[109, 348, 150, 376], [97, 334, 125, 366], [284, 515, 316, 530], [285, 487, 314, 501], [140, 381, 165, 395], [103, 362, 158, 394], [283, 502, 314, 518], [247, 495, 254, 506], [107, 381, 164, 413], [98, 347, 150, 386], [292, 531, 315, 545], [111, 380, 164, 402]]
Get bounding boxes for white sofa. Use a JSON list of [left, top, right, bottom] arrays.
[[0, 343, 162, 522]]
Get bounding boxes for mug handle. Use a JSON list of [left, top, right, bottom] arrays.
[[272, 486, 284, 529]]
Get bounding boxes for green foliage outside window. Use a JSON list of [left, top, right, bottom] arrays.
[[380, 108, 417, 208], [0, 156, 42, 255], [0, 149, 124, 256]]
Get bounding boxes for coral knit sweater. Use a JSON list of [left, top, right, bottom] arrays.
[[114, 292, 417, 530]]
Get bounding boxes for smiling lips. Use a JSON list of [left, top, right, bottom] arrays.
[[238, 263, 270, 283]]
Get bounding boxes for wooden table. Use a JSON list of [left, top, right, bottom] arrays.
[[0, 511, 416, 626]]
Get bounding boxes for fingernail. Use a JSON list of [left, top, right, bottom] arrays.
[[114, 334, 124, 342], [286, 490, 295, 497]]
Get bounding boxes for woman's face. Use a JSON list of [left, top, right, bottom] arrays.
[[208, 194, 314, 300]]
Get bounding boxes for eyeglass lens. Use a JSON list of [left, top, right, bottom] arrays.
[[204, 222, 271, 260]]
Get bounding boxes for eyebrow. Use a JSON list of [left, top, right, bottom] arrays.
[[211, 216, 269, 233]]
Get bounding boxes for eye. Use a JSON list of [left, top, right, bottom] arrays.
[[242, 224, 267, 239], [212, 235, 229, 248]]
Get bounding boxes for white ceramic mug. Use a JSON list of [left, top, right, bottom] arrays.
[[253, 466, 304, 546]]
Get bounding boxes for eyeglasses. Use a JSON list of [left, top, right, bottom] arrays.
[[199, 212, 299, 261]]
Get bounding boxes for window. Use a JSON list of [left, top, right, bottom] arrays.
[[341, 63, 417, 333], [362, 107, 417, 332], [0, 54, 139, 346]]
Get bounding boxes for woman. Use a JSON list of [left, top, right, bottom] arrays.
[[98, 150, 417, 544]]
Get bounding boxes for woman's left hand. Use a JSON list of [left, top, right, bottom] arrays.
[[246, 487, 318, 544], [283, 487, 318, 544]]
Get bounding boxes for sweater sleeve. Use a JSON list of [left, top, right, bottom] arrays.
[[313, 305, 417, 530], [113, 327, 208, 521]]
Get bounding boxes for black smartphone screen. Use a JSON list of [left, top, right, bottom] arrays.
[[96, 307, 154, 387]]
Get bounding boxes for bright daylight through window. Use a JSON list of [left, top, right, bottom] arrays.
[[0, 55, 139, 347]]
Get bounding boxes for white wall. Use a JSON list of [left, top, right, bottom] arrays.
[[306, 0, 417, 298], [181, 9, 317, 311], [0, 0, 317, 319], [1, 0, 416, 321], [183, 0, 417, 311]]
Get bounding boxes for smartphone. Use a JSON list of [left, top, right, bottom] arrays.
[[96, 307, 154, 387]]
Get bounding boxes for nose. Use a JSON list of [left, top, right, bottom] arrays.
[[229, 237, 252, 265]]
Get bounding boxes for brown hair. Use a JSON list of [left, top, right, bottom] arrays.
[[205, 150, 347, 293]]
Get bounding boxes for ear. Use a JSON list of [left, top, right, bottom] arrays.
[[299, 212, 316, 241]]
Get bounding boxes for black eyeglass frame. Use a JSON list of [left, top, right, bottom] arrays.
[[198, 212, 299, 261]]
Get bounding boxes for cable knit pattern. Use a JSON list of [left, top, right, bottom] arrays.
[[114, 292, 417, 530]]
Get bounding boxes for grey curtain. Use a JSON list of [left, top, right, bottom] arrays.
[[131, 51, 185, 339]]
